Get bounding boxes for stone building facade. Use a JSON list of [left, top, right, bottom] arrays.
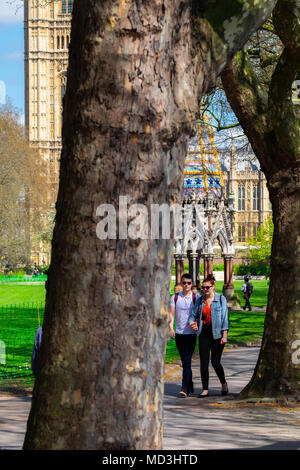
[[222, 144, 272, 248]]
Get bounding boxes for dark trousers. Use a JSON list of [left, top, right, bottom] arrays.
[[243, 294, 252, 311], [175, 333, 197, 393], [198, 324, 226, 390]]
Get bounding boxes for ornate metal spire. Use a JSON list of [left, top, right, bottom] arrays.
[[184, 112, 224, 201]]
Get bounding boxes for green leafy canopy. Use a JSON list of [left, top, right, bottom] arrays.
[[246, 215, 273, 265]]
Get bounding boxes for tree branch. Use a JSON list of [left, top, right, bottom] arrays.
[[221, 50, 273, 174], [216, 122, 241, 132], [192, 0, 277, 91], [268, 0, 300, 159]]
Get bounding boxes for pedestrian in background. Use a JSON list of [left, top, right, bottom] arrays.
[[241, 276, 253, 311]]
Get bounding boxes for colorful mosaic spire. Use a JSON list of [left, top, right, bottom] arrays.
[[184, 113, 224, 199]]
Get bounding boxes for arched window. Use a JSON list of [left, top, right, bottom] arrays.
[[60, 75, 67, 131], [253, 223, 258, 238], [253, 184, 260, 211], [238, 224, 246, 242], [57, 35, 60, 49], [61, 83, 66, 105], [238, 184, 245, 211], [61, 36, 65, 49], [62, 0, 73, 14]]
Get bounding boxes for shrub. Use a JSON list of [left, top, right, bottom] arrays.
[[16, 269, 25, 277], [42, 264, 50, 275], [212, 264, 225, 271], [235, 264, 270, 277], [172, 262, 270, 278], [24, 265, 33, 275]]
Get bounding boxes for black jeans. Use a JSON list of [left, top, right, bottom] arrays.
[[198, 324, 226, 390], [175, 333, 197, 393], [243, 294, 252, 311]]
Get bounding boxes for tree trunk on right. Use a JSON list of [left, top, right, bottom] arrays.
[[221, 0, 300, 398], [244, 166, 300, 397]]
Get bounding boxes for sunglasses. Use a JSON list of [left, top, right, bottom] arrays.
[[202, 285, 213, 290], [182, 281, 192, 285]]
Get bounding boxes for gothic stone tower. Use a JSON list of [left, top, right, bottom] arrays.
[[24, 0, 73, 264], [24, 0, 73, 192]]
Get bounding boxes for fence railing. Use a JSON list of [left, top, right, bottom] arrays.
[[0, 300, 179, 391], [0, 275, 47, 284], [0, 302, 44, 390]]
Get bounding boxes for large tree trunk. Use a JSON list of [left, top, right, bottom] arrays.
[[242, 166, 300, 397], [23, 0, 276, 450], [221, 0, 300, 399]]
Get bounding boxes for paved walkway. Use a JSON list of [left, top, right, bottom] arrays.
[[0, 395, 31, 449], [1, 346, 300, 450], [164, 346, 300, 450]]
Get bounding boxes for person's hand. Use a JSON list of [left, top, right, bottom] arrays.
[[220, 336, 227, 345], [169, 327, 175, 339], [190, 322, 198, 331]]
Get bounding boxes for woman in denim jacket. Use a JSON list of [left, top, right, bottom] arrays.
[[189, 274, 229, 397]]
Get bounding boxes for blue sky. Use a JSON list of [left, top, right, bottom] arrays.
[[0, 1, 24, 116]]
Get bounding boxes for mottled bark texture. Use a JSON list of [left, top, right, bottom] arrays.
[[221, 0, 300, 399], [23, 0, 276, 449]]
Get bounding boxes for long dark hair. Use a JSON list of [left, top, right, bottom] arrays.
[[203, 273, 215, 285]]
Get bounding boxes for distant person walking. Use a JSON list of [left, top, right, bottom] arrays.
[[169, 273, 200, 397], [241, 276, 253, 311], [189, 274, 229, 397]]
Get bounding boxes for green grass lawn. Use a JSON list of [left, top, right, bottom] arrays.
[[225, 280, 269, 308], [0, 284, 46, 389], [0, 279, 269, 388], [0, 275, 46, 284], [0, 285, 46, 307], [0, 302, 44, 389]]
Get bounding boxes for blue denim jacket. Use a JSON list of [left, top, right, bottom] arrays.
[[188, 293, 229, 339]]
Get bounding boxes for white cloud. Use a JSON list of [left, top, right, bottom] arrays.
[[0, 80, 6, 104], [3, 50, 24, 61], [17, 112, 25, 126], [0, 1, 23, 24]]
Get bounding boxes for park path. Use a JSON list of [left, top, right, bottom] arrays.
[[0, 346, 300, 450], [163, 346, 300, 450]]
